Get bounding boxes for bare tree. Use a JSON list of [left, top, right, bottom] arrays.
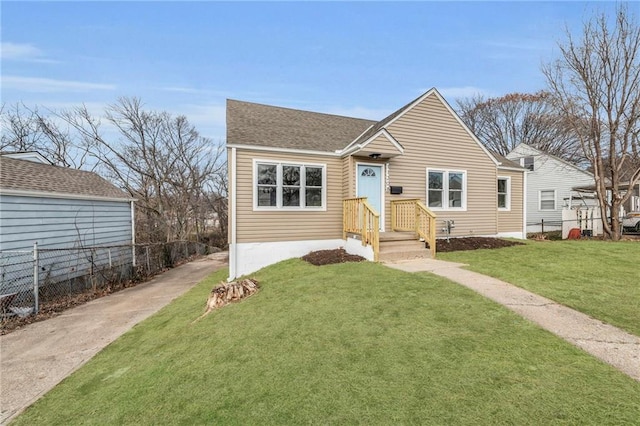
[[543, 5, 640, 240], [0, 103, 91, 168], [457, 91, 585, 163], [59, 97, 226, 243]]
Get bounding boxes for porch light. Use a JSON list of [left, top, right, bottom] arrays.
[[369, 153, 381, 159]]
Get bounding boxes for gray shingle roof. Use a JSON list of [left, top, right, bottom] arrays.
[[0, 156, 131, 200], [227, 99, 375, 152], [491, 152, 526, 169]]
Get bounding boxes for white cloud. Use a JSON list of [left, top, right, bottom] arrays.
[[2, 76, 116, 93], [160, 86, 201, 94], [177, 103, 227, 141], [1, 42, 58, 63], [482, 39, 548, 52]]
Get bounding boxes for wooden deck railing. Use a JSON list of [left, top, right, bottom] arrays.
[[391, 199, 437, 257], [343, 197, 380, 261]]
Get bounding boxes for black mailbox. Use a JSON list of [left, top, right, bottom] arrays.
[[390, 186, 403, 194]]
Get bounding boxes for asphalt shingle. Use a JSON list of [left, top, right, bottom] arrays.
[[0, 156, 131, 200], [227, 99, 375, 152]]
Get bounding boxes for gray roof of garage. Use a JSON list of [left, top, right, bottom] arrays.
[[0, 156, 131, 200]]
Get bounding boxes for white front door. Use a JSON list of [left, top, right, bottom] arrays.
[[357, 164, 383, 229]]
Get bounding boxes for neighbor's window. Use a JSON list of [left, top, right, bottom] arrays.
[[427, 169, 466, 210], [255, 161, 325, 209], [540, 190, 556, 210], [497, 177, 510, 210], [522, 156, 534, 171]]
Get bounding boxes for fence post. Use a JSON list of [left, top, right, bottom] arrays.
[[33, 242, 39, 314], [541, 218, 544, 234], [145, 246, 150, 274], [108, 248, 112, 268]]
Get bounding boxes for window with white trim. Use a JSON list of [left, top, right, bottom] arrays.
[[497, 177, 510, 210], [255, 161, 325, 209], [427, 169, 466, 210], [521, 156, 534, 171], [539, 189, 556, 210]]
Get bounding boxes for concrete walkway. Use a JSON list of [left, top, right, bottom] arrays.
[[385, 258, 640, 382], [0, 252, 228, 425]]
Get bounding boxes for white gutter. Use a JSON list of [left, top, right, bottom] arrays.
[[0, 188, 135, 203], [226, 144, 338, 157]]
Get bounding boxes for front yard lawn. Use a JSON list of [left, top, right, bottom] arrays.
[[439, 239, 640, 337], [14, 260, 640, 425]]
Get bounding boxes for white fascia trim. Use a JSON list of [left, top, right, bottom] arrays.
[[342, 129, 404, 157], [0, 188, 135, 203], [497, 166, 527, 172], [226, 143, 339, 157], [2, 151, 53, 164], [340, 124, 375, 153]]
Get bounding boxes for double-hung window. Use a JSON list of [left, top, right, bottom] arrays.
[[255, 161, 325, 210], [497, 177, 511, 210], [427, 169, 467, 210], [539, 190, 556, 210]]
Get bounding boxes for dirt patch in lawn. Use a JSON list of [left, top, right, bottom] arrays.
[[302, 249, 366, 266], [436, 237, 524, 252]]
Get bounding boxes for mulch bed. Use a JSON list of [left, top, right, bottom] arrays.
[[436, 237, 524, 252], [302, 249, 366, 266], [303, 237, 523, 266]]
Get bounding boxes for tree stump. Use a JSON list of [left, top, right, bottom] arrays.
[[194, 278, 259, 322]]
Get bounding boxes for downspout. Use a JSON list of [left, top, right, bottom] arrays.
[[522, 172, 527, 239], [228, 147, 237, 281], [131, 200, 136, 267]]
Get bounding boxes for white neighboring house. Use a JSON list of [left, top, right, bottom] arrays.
[[506, 143, 594, 233]]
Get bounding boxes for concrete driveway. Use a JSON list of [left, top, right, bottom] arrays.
[[0, 252, 227, 425]]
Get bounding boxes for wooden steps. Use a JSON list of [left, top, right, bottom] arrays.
[[378, 232, 430, 262]]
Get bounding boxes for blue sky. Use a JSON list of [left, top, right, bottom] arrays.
[[1, 1, 631, 143]]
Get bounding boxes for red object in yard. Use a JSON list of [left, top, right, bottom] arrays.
[[567, 228, 582, 240]]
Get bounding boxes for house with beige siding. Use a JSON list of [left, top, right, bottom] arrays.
[[227, 88, 526, 279]]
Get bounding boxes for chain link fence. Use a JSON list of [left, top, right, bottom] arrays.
[[1, 241, 214, 323]]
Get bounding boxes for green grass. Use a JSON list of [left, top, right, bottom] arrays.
[[14, 260, 640, 425], [439, 240, 640, 337]]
